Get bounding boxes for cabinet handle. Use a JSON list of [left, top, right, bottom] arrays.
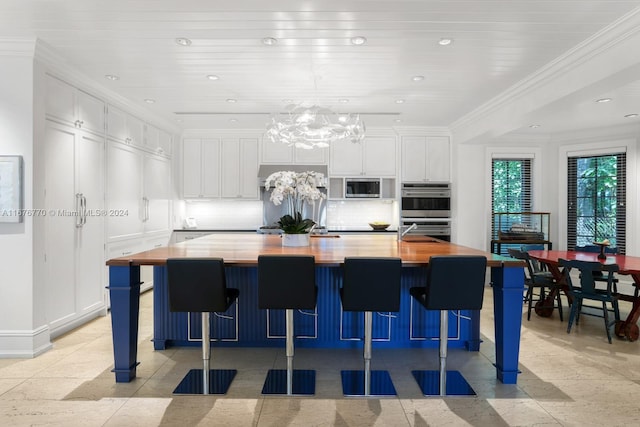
[[81, 194, 88, 225], [122, 251, 132, 256], [126, 137, 132, 144], [154, 243, 162, 248], [75, 193, 82, 228]]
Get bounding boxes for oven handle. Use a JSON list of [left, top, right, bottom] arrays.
[[401, 191, 450, 197]]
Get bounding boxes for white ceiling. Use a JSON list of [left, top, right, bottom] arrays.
[[2, 0, 640, 139]]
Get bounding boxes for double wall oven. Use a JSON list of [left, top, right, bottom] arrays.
[[400, 183, 451, 241]]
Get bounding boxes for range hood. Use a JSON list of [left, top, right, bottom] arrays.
[[258, 164, 328, 185]]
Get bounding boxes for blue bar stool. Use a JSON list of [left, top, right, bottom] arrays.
[[340, 257, 402, 397], [258, 255, 317, 395], [166, 258, 239, 395], [410, 255, 487, 396]]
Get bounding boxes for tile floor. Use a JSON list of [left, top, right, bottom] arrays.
[[2, 288, 640, 426]]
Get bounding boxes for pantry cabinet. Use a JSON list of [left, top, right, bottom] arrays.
[[45, 74, 105, 135], [43, 121, 106, 335]]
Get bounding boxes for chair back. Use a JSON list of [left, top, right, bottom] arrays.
[[166, 258, 230, 313], [421, 256, 487, 310], [507, 248, 535, 283], [341, 257, 402, 312], [258, 255, 317, 310], [520, 244, 547, 271], [558, 258, 619, 296]]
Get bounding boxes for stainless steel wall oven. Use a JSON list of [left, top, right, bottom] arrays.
[[401, 183, 451, 218]]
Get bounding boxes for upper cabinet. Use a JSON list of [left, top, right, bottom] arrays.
[[261, 139, 328, 164], [106, 105, 145, 148], [144, 124, 173, 156], [45, 74, 105, 135], [182, 136, 259, 200], [401, 136, 450, 183], [330, 135, 397, 177]]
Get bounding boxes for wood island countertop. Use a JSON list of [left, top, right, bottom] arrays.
[[106, 233, 519, 267]]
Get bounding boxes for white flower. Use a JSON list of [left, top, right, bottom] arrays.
[[264, 170, 326, 214]]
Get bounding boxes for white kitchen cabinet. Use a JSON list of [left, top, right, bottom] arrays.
[[106, 141, 144, 241], [221, 137, 259, 199], [182, 138, 221, 198], [106, 105, 145, 148], [45, 74, 105, 135], [107, 141, 172, 241], [330, 135, 396, 176], [261, 139, 328, 164], [44, 121, 106, 336], [143, 153, 171, 236], [401, 136, 450, 182], [145, 124, 173, 157]]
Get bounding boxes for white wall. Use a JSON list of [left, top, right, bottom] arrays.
[[0, 40, 52, 357]]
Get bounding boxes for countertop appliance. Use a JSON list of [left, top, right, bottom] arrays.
[[345, 178, 381, 198]]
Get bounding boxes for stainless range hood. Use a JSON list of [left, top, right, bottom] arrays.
[[257, 164, 328, 186]]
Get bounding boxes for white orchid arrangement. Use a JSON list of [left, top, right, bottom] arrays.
[[264, 170, 326, 233]]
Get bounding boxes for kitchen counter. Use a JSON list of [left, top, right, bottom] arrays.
[[106, 233, 525, 385]]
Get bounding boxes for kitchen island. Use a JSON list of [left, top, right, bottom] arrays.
[[107, 233, 524, 384]]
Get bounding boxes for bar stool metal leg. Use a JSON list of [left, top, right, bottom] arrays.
[[411, 310, 477, 396], [341, 311, 397, 397], [173, 312, 237, 395], [261, 309, 315, 395]]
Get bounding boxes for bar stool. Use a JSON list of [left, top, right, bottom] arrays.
[[166, 258, 239, 395], [410, 255, 487, 396], [258, 255, 317, 395], [340, 257, 402, 397]]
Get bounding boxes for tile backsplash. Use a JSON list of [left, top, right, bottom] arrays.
[[326, 200, 398, 230]]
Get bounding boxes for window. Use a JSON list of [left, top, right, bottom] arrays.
[[491, 158, 533, 236], [567, 153, 626, 253]]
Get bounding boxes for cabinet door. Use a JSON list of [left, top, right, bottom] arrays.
[[401, 136, 428, 182], [144, 124, 160, 152], [106, 106, 128, 142], [44, 123, 77, 327], [330, 139, 363, 175], [261, 139, 293, 163], [127, 115, 145, 148], [427, 136, 450, 182], [220, 139, 240, 198], [45, 75, 76, 125], [294, 146, 327, 164], [182, 138, 203, 198], [239, 138, 259, 198], [76, 89, 105, 134], [76, 131, 105, 312], [107, 141, 144, 241], [364, 136, 396, 176], [202, 139, 221, 197], [143, 154, 171, 235], [158, 129, 173, 156]]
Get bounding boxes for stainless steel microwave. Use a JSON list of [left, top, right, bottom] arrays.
[[345, 178, 381, 198]]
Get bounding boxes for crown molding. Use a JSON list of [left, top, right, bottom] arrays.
[[0, 38, 36, 56], [34, 39, 181, 134], [450, 6, 640, 143], [549, 122, 640, 144]]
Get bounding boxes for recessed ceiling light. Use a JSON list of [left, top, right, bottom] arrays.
[[395, 99, 405, 104], [394, 119, 402, 123], [529, 124, 540, 128], [283, 99, 293, 104], [226, 98, 237, 103], [596, 98, 612, 103], [207, 74, 219, 81], [104, 74, 119, 81], [176, 119, 183, 123], [262, 37, 278, 46], [350, 36, 367, 46], [438, 38, 453, 46], [624, 113, 639, 118], [339, 98, 349, 103], [412, 75, 425, 82], [144, 98, 156, 104], [175, 37, 192, 46], [229, 118, 238, 123]]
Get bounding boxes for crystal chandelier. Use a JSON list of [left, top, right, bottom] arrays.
[[265, 103, 365, 149]]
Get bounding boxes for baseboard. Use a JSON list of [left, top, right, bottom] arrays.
[[0, 325, 53, 358], [49, 305, 107, 339]]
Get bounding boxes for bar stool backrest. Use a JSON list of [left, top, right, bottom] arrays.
[[423, 256, 487, 310], [341, 257, 402, 312], [166, 258, 230, 313], [258, 255, 317, 310]]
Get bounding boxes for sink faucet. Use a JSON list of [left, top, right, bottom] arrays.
[[398, 223, 418, 241]]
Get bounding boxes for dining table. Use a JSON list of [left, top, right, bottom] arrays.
[[528, 249, 640, 341]]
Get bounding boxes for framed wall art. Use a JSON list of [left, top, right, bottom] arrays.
[[0, 155, 24, 223]]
